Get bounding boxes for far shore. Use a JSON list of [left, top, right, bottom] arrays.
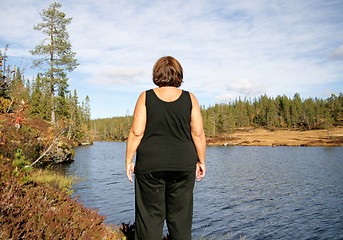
[[206, 127, 343, 147]]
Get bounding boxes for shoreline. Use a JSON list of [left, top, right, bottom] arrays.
[[206, 127, 343, 147]]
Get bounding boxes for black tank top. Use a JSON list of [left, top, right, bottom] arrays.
[[135, 89, 198, 174]]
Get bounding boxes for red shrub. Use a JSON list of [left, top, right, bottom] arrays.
[[0, 159, 124, 239]]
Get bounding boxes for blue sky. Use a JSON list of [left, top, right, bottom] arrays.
[[1, 0, 342, 119]]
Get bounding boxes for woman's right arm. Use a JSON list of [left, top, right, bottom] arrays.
[[190, 92, 206, 181], [125, 92, 146, 182]]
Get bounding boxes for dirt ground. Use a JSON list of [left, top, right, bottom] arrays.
[[207, 127, 343, 147]]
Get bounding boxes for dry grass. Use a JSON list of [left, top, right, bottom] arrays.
[[207, 127, 343, 147]]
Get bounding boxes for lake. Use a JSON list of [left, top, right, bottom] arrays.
[[61, 142, 343, 239]]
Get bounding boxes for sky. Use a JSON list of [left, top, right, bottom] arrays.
[[1, 0, 342, 119]]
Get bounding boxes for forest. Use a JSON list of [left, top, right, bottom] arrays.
[[92, 92, 343, 141], [0, 2, 91, 163], [0, 47, 91, 163], [0, 3, 128, 239], [0, 60, 91, 141]]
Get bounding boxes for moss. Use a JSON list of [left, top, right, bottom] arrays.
[[29, 169, 77, 195]]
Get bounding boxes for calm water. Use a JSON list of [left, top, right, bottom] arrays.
[[61, 142, 343, 239]]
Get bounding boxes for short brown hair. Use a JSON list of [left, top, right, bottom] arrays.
[[152, 56, 183, 87]]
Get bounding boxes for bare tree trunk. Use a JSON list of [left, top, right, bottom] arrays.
[[6, 97, 14, 113], [50, 24, 55, 124], [51, 92, 55, 124]]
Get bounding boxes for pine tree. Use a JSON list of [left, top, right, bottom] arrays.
[[234, 98, 249, 128], [55, 73, 70, 121], [303, 98, 316, 129], [83, 96, 91, 129], [67, 90, 80, 140], [8, 68, 30, 111], [266, 97, 278, 128], [290, 93, 302, 128], [30, 2, 78, 124]]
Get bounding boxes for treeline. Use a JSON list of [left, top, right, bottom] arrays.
[[202, 93, 342, 137], [92, 116, 132, 141], [91, 93, 343, 141]]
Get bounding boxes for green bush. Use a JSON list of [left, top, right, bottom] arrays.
[[12, 149, 32, 175]]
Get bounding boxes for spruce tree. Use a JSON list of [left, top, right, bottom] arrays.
[[30, 74, 51, 120]]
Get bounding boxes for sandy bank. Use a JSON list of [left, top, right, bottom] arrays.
[[207, 127, 343, 147]]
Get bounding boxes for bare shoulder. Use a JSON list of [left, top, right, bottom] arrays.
[[137, 91, 146, 103], [133, 91, 146, 113], [139, 90, 146, 98], [188, 91, 196, 100], [189, 92, 200, 106]]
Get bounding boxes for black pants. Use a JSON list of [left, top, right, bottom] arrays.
[[135, 171, 195, 240]]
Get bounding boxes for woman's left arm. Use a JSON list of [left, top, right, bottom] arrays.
[[125, 92, 146, 182]]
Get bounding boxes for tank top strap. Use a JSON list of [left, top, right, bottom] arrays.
[[145, 89, 152, 104]]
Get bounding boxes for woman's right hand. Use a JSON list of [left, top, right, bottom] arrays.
[[126, 162, 135, 183], [196, 162, 206, 181]]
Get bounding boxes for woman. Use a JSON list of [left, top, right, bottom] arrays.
[[125, 56, 206, 240]]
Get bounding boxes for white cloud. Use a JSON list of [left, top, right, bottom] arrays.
[[85, 66, 146, 87], [226, 79, 265, 96], [0, 0, 342, 117], [330, 45, 343, 60], [0, 1, 45, 46]]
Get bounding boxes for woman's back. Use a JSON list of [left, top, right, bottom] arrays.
[[135, 88, 198, 175]]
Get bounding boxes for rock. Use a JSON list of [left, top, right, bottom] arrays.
[[45, 140, 74, 164]]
